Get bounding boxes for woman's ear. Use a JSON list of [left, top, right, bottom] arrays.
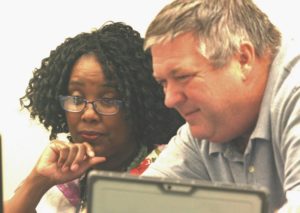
[[238, 42, 255, 80]]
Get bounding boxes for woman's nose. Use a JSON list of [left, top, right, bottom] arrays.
[[81, 102, 100, 122]]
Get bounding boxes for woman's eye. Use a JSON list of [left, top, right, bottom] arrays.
[[72, 96, 84, 105], [103, 98, 116, 105]]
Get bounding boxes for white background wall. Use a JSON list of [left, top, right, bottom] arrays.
[[0, 0, 299, 200]]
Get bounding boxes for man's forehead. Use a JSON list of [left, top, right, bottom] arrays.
[[152, 33, 197, 50]]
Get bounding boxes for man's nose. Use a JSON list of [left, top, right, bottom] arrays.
[[164, 82, 184, 108]]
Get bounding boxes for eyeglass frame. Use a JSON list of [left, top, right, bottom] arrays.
[[58, 95, 124, 116]]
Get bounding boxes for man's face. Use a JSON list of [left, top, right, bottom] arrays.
[[151, 33, 265, 143]]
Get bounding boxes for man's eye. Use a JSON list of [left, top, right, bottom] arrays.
[[175, 75, 190, 81]]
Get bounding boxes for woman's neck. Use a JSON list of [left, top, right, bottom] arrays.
[[93, 142, 141, 172]]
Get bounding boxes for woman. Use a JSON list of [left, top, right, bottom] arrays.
[[5, 22, 184, 213]]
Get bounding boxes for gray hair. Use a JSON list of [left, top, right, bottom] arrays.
[[144, 0, 281, 67]]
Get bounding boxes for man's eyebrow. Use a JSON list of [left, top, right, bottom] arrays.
[[153, 68, 182, 81], [170, 68, 181, 75]]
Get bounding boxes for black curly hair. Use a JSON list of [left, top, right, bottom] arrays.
[[20, 21, 184, 148]]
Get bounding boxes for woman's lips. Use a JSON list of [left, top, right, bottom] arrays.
[[79, 131, 104, 141]]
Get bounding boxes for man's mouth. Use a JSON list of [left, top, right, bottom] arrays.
[[183, 109, 201, 121]]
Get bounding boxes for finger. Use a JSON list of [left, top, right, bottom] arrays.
[[50, 141, 69, 167], [71, 142, 104, 171], [70, 144, 87, 171], [89, 156, 107, 166], [61, 144, 80, 172], [68, 156, 106, 175], [82, 142, 95, 157], [82, 156, 106, 170], [58, 145, 71, 170]]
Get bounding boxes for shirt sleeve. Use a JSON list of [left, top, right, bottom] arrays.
[[36, 186, 76, 213], [142, 123, 210, 180], [272, 58, 300, 192]]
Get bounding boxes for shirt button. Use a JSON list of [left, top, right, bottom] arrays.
[[248, 166, 255, 173]]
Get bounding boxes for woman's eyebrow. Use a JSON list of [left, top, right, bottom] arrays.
[[68, 79, 84, 86], [68, 80, 117, 89], [102, 81, 117, 88]]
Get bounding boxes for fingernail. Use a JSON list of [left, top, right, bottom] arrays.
[[71, 164, 79, 171], [87, 150, 95, 157]]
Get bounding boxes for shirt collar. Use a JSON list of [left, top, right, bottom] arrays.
[[209, 42, 288, 154], [208, 142, 225, 154], [251, 39, 289, 141]]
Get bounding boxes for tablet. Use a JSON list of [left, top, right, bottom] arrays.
[[87, 170, 269, 213]]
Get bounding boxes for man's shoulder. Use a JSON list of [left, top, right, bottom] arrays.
[[269, 37, 300, 102]]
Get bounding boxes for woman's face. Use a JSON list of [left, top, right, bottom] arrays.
[[65, 54, 137, 171]]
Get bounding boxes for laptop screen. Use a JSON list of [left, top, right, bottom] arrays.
[[87, 170, 269, 213]]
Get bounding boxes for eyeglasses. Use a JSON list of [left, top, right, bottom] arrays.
[[59, 95, 123, 115]]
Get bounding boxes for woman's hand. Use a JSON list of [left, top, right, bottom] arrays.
[[33, 140, 106, 185], [4, 140, 105, 213]]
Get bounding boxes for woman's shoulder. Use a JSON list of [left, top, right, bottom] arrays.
[[36, 185, 76, 213], [129, 144, 167, 175]]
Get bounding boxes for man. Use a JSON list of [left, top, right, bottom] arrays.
[[142, 0, 300, 212]]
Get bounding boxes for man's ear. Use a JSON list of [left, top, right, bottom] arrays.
[[238, 42, 255, 80]]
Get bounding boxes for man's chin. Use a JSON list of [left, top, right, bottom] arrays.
[[188, 124, 225, 143], [188, 124, 208, 140]]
